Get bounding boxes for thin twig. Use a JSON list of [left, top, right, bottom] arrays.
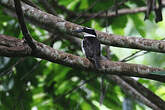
[[53, 74, 98, 102], [14, 0, 36, 49], [120, 50, 142, 62], [21, 0, 40, 10], [0, 58, 24, 77], [71, 0, 100, 22], [99, 11, 109, 105], [120, 38, 165, 62], [123, 51, 149, 62], [79, 0, 128, 24], [38, 0, 57, 15], [21, 60, 43, 80]]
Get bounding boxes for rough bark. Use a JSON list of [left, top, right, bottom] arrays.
[[0, 1, 165, 109], [0, 34, 164, 82], [1, 34, 165, 109], [121, 76, 165, 109], [108, 75, 163, 110], [1, 0, 165, 53]]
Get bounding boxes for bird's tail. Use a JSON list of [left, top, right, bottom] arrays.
[[93, 57, 101, 69]]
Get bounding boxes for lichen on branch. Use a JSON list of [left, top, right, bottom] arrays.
[[1, 0, 165, 53], [0, 34, 164, 82]]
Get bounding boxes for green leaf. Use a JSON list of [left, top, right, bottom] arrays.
[[112, 15, 128, 35], [129, 14, 146, 37]]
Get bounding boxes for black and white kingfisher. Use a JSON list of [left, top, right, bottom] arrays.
[[74, 27, 101, 68]]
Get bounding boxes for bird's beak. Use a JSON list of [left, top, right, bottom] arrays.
[[73, 28, 84, 33]]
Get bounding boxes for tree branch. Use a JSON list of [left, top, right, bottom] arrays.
[[38, 0, 57, 15], [0, 34, 165, 82], [121, 76, 165, 109], [81, 7, 146, 18], [21, 0, 40, 10], [52, 0, 165, 19], [1, 1, 165, 109], [108, 75, 163, 110], [0, 35, 31, 57], [14, 0, 36, 49], [1, 34, 165, 109], [1, 0, 165, 53]]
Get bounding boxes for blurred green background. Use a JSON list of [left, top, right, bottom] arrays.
[[0, 0, 165, 110]]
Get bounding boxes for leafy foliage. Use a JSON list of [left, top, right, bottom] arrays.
[[0, 0, 165, 110]]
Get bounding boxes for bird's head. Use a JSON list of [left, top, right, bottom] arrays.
[[74, 27, 97, 38]]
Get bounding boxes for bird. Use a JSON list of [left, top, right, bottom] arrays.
[[74, 27, 104, 104], [74, 27, 101, 68]]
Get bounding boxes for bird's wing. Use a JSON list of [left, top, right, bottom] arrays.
[[82, 38, 93, 58], [93, 38, 101, 59]]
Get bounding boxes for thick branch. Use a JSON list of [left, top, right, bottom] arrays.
[[51, 2, 165, 19], [80, 7, 147, 18], [1, 34, 165, 109], [108, 75, 163, 110], [1, 0, 165, 53], [0, 35, 31, 57], [52, 0, 165, 19], [0, 34, 164, 82], [121, 76, 165, 109], [107, 72, 165, 110], [1, 1, 165, 109], [52, 0, 147, 19], [34, 43, 165, 82]]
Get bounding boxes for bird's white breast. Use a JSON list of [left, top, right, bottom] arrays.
[[81, 40, 86, 56]]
